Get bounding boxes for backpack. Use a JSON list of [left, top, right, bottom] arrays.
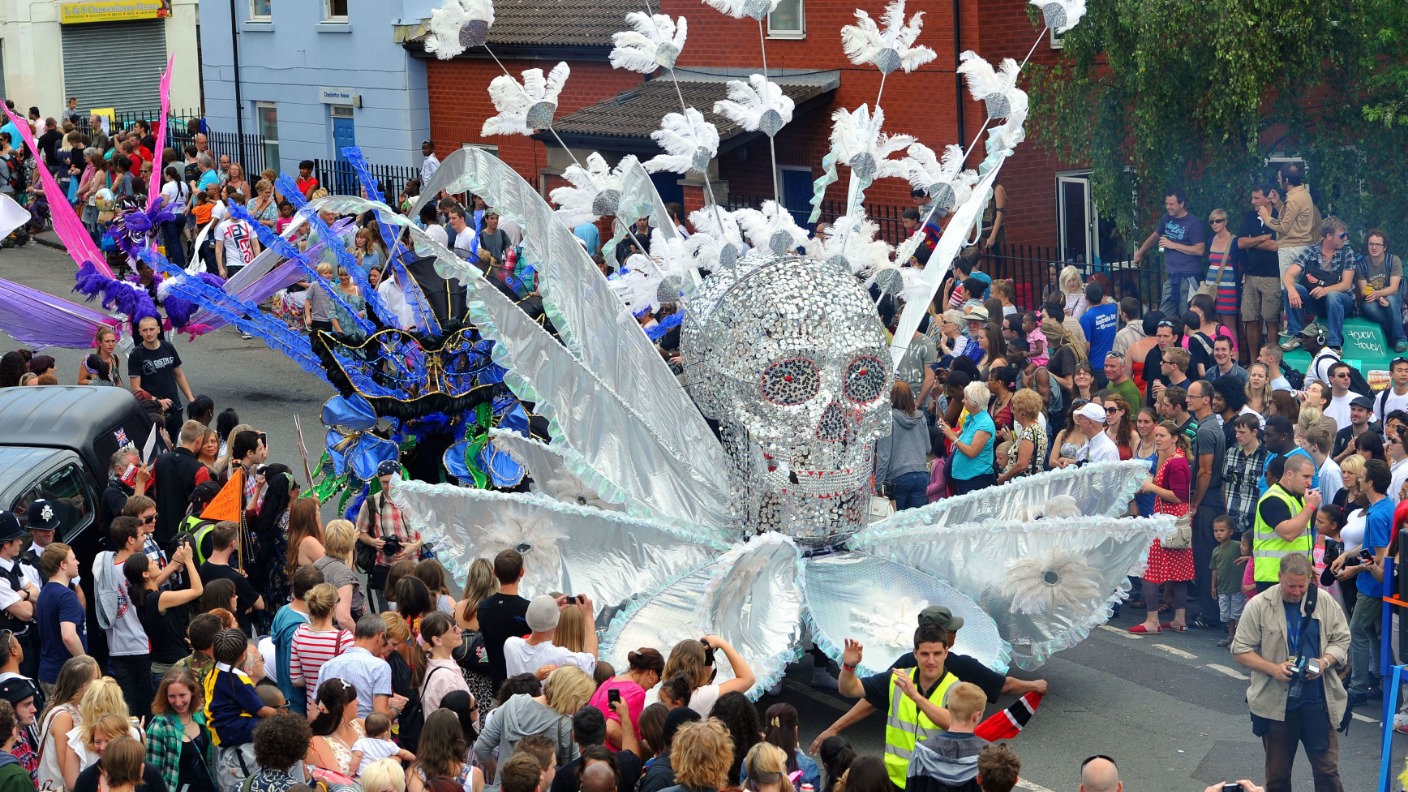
[[1279, 361, 1306, 392], [396, 663, 458, 753], [0, 154, 21, 195], [172, 516, 219, 565]]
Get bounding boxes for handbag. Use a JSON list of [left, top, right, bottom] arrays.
[[1163, 512, 1193, 549], [867, 495, 895, 523], [1196, 252, 1231, 299]]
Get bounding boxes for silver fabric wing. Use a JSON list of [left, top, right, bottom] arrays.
[[389, 479, 728, 612], [491, 429, 625, 513]]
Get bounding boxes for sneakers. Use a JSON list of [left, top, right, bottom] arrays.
[[1279, 335, 1302, 351], [240, 331, 253, 340], [1192, 615, 1217, 630], [1396, 340, 1408, 353], [1216, 637, 1232, 648]]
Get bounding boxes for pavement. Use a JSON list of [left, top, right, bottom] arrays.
[[2, 236, 1403, 791]]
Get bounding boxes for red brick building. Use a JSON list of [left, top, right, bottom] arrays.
[[407, 0, 1102, 267]]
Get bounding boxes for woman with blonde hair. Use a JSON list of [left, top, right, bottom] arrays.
[[1059, 265, 1087, 320], [670, 719, 734, 792], [78, 326, 122, 387], [68, 679, 140, 780], [662, 636, 756, 717], [290, 583, 354, 712], [744, 742, 797, 792], [90, 734, 147, 792], [316, 519, 364, 629], [996, 389, 1046, 483], [361, 758, 407, 792], [285, 497, 326, 578], [554, 605, 589, 654], [145, 667, 215, 792], [38, 656, 100, 792], [452, 557, 499, 720], [1244, 362, 1273, 418], [455, 558, 497, 630], [940, 381, 997, 494], [473, 667, 594, 783]]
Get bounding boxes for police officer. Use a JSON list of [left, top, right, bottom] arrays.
[[0, 510, 41, 679]]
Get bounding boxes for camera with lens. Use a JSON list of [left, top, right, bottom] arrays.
[[1221, 784, 1245, 792], [700, 637, 717, 667], [381, 536, 403, 558], [1286, 655, 1310, 701]]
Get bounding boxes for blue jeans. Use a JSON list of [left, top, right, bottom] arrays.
[[1285, 285, 1354, 348], [1159, 272, 1200, 319], [161, 219, 187, 270], [1348, 592, 1382, 696], [890, 470, 930, 510], [1359, 293, 1406, 345]]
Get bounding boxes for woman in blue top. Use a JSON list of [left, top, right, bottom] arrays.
[[941, 381, 996, 495]]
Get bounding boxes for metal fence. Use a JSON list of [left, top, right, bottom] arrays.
[[312, 159, 419, 205], [980, 244, 1160, 311], [166, 130, 268, 176], [111, 107, 203, 135], [723, 194, 912, 243]]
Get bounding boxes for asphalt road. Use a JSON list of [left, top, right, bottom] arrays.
[[1, 239, 1401, 791]]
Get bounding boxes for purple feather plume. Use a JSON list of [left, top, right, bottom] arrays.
[[72, 261, 160, 329]]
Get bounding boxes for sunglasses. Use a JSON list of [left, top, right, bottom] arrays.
[[1336, 232, 1349, 240], [1157, 320, 1176, 328], [141, 514, 157, 525]]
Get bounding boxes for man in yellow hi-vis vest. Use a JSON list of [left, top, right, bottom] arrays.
[[1252, 453, 1319, 594], [838, 624, 959, 789]]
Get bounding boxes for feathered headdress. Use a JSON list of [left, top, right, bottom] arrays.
[[423, 0, 496, 59], [956, 51, 1022, 118], [700, 0, 780, 22], [840, 0, 936, 74], [818, 214, 893, 277], [481, 62, 570, 136], [713, 75, 795, 138], [735, 200, 810, 256], [687, 205, 746, 269], [1029, 0, 1087, 34], [611, 13, 688, 73], [645, 108, 720, 174]]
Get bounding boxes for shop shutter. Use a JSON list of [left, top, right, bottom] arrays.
[[61, 20, 167, 115]]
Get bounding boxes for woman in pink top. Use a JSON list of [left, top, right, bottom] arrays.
[[290, 583, 354, 711], [588, 647, 664, 752]]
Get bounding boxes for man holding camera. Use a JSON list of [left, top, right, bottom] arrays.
[[1231, 553, 1348, 792], [356, 459, 423, 612]]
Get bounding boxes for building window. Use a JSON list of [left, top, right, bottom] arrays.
[[256, 103, 280, 175], [768, 0, 804, 38], [324, 0, 348, 20], [250, 0, 272, 20]]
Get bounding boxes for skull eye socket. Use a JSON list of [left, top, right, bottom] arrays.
[[761, 358, 820, 406], [844, 356, 886, 404]]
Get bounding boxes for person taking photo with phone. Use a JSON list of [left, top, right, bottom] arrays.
[[1232, 552, 1348, 792]]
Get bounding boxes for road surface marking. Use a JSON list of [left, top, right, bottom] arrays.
[[1352, 713, 1380, 724], [1016, 779, 1057, 792], [1206, 663, 1249, 680], [1152, 643, 1198, 660], [1098, 625, 1140, 639]]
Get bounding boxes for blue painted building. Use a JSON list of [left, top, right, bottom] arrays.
[[199, 0, 437, 176]]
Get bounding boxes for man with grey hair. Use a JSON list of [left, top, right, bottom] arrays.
[[1233, 552, 1348, 792], [196, 153, 220, 192], [1078, 755, 1121, 792], [314, 614, 405, 718]]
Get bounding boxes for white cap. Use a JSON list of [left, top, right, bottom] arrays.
[[1074, 402, 1107, 424]]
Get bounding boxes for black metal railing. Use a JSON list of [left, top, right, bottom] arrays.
[[162, 130, 268, 176], [312, 159, 419, 205], [110, 107, 203, 135], [980, 244, 1159, 311]]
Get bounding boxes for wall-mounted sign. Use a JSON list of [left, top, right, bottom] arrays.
[[318, 87, 360, 106], [60, 0, 172, 24]]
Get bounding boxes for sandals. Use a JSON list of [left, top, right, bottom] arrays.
[[1160, 622, 1188, 633], [1129, 624, 1160, 634]]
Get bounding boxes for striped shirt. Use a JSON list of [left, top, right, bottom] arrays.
[[289, 624, 353, 711]]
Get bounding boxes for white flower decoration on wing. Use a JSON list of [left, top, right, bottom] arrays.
[[736, 200, 810, 257], [956, 51, 1022, 119], [829, 104, 914, 184], [475, 512, 567, 590], [1001, 550, 1102, 618], [424, 0, 496, 59], [608, 230, 692, 314], [532, 471, 619, 512], [645, 108, 720, 175], [701, 0, 780, 22], [849, 597, 929, 645], [840, 0, 937, 75], [714, 75, 795, 138], [899, 142, 977, 215], [481, 62, 570, 137], [1029, 0, 1087, 34], [687, 206, 746, 270], [550, 152, 627, 227], [611, 13, 688, 74]]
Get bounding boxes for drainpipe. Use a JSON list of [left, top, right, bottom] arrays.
[[953, 0, 964, 155], [229, 0, 245, 140]]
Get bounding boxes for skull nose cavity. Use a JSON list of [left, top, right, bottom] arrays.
[[815, 401, 851, 443]]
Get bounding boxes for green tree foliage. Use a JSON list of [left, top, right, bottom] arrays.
[[1028, 0, 1408, 249]]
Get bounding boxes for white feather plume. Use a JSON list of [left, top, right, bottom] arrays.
[[991, 88, 1029, 151], [607, 229, 694, 314], [701, 0, 780, 22], [840, 0, 937, 74], [481, 62, 570, 137], [956, 51, 1020, 107], [713, 75, 795, 137], [899, 142, 977, 206], [828, 105, 914, 182], [549, 152, 626, 227], [424, 0, 495, 60], [645, 108, 720, 174], [610, 13, 688, 74], [735, 201, 810, 257], [1030, 0, 1087, 34], [819, 213, 893, 277], [688, 205, 746, 267]]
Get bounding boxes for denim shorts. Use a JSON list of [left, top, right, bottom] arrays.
[[1219, 592, 1247, 622]]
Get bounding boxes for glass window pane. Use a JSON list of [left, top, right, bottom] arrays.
[[769, 0, 803, 33], [251, 0, 271, 18], [326, 0, 347, 18]]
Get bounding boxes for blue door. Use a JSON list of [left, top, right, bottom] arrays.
[[331, 111, 356, 193], [780, 168, 814, 229]]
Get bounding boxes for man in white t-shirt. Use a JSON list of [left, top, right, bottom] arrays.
[[214, 195, 261, 279], [502, 594, 597, 678], [1375, 357, 1408, 424], [448, 205, 478, 264], [1074, 403, 1120, 463], [1323, 361, 1362, 432]]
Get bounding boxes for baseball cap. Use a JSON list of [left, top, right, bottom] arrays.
[[26, 500, 59, 533], [0, 677, 37, 707], [917, 605, 964, 632], [1074, 402, 1108, 424], [525, 594, 561, 632], [0, 512, 23, 543], [1351, 395, 1376, 412], [376, 459, 401, 478]]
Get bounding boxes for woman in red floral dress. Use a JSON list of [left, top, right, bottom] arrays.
[[1130, 420, 1194, 634]]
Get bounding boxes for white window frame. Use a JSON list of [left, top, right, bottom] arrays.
[[255, 102, 280, 174], [249, 0, 272, 21], [1056, 170, 1096, 265], [767, 0, 805, 39], [323, 0, 348, 22], [1049, 27, 1064, 49]]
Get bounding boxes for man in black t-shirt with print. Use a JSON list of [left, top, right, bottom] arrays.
[[128, 316, 195, 442], [478, 548, 531, 687], [1238, 185, 1281, 362]]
